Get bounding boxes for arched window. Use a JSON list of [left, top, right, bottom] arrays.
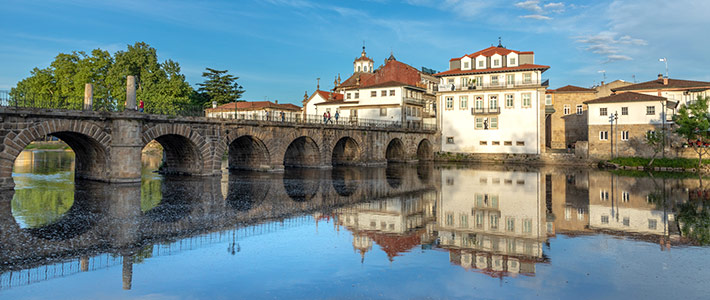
[[364, 66, 368, 72], [358, 66, 361, 72]]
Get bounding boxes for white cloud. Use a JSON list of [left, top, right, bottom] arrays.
[[575, 32, 647, 63], [521, 14, 552, 20], [543, 2, 565, 13], [515, 0, 543, 13]]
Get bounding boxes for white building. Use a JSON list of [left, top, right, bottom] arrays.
[[435, 44, 550, 155], [302, 47, 438, 128]]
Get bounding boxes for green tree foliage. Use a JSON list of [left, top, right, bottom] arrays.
[[673, 96, 710, 170], [195, 67, 245, 107], [644, 130, 666, 167], [677, 201, 710, 245], [10, 42, 193, 114]]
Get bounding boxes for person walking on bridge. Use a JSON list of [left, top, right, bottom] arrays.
[[334, 111, 339, 124], [139, 99, 144, 113]]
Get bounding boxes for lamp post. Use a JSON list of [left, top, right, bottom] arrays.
[[609, 111, 618, 159], [659, 58, 669, 78], [661, 100, 666, 158]]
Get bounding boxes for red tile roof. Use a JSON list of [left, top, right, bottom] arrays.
[[338, 58, 423, 90], [551, 85, 597, 93], [316, 90, 345, 101], [583, 92, 667, 104], [449, 46, 533, 62], [206, 100, 301, 112], [434, 64, 550, 76], [612, 78, 710, 92]]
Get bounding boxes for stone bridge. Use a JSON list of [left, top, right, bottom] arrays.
[[0, 108, 439, 189], [0, 164, 437, 273]]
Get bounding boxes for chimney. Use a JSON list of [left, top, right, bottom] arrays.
[[600, 81, 605, 86], [663, 77, 668, 85], [275, 100, 278, 104], [658, 74, 663, 80]]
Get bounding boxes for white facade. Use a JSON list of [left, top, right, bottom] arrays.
[[437, 46, 548, 155], [587, 100, 669, 126]]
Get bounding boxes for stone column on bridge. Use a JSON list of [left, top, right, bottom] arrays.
[[126, 75, 137, 111], [83, 83, 93, 111], [109, 118, 143, 183]]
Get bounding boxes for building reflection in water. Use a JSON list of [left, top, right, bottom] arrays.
[[3, 151, 710, 291]]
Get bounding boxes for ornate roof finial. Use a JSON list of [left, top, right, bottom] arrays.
[[316, 77, 320, 90], [337, 73, 341, 85], [361, 40, 366, 57], [498, 37, 503, 48]]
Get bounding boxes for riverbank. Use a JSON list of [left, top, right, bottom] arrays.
[[602, 157, 710, 173], [434, 151, 594, 167]]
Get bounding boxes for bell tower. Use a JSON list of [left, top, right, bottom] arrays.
[[353, 44, 374, 74]]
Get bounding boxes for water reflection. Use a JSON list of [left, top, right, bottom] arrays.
[[2, 150, 710, 298]]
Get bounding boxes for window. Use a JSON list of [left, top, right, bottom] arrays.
[[358, 66, 361, 72], [445, 97, 453, 110], [523, 73, 532, 84], [347, 93, 351, 99], [380, 108, 387, 116], [364, 66, 368, 72], [600, 107, 608, 116], [446, 213, 454, 226], [576, 105, 583, 115], [516, 141, 525, 146], [381, 90, 387, 97], [491, 75, 499, 86], [475, 117, 484, 129], [600, 190, 609, 200], [371, 91, 377, 97], [493, 59, 500, 66], [490, 214, 499, 230], [354, 92, 359, 99], [599, 131, 609, 140], [523, 219, 532, 234], [505, 94, 514, 108], [623, 217, 630, 227], [463, 61, 470, 69], [490, 117, 498, 129], [475, 96, 484, 109], [446, 137, 454, 144], [480, 141, 488, 145], [648, 219, 657, 230], [563, 104, 571, 115], [489, 95, 498, 109], [510, 57, 516, 65], [475, 76, 483, 87], [601, 215, 609, 224], [459, 96, 468, 109], [545, 94, 552, 105], [506, 218, 515, 232], [522, 93, 531, 108], [621, 131, 629, 141], [621, 107, 628, 115], [504, 141, 512, 146], [506, 74, 515, 85], [492, 141, 500, 145], [646, 106, 655, 115], [446, 177, 454, 185], [459, 214, 469, 228], [389, 89, 395, 96], [622, 191, 630, 202], [350, 109, 358, 117], [478, 60, 484, 68]]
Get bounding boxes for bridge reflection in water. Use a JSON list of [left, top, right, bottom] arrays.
[[2, 163, 709, 292]]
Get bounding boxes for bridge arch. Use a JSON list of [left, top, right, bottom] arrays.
[[385, 138, 406, 163], [142, 124, 213, 176], [283, 136, 321, 168], [228, 135, 271, 171], [331, 136, 362, 166], [416, 138, 434, 161], [0, 120, 111, 183]]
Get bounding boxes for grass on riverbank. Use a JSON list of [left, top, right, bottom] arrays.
[[609, 157, 710, 169]]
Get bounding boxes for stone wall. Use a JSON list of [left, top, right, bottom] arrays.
[[549, 91, 597, 149], [588, 123, 699, 160]]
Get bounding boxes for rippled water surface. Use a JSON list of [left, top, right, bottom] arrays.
[[1, 150, 710, 299]]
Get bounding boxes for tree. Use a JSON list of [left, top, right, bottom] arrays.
[[195, 68, 245, 107], [10, 42, 194, 114], [644, 130, 666, 167], [673, 96, 710, 170]]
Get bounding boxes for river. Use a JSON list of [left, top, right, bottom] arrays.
[[1, 150, 709, 299]]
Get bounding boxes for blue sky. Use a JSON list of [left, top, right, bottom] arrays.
[[2, 0, 709, 105]]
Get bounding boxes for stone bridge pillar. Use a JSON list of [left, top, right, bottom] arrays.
[[109, 118, 143, 183], [106, 183, 141, 247]]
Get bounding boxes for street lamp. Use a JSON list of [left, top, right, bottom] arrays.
[[659, 58, 669, 78], [609, 111, 618, 158]]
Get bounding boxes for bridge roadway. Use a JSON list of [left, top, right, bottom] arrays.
[[0, 165, 437, 288], [0, 107, 439, 190]]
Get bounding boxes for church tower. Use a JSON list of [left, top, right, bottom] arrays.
[[353, 46, 374, 74]]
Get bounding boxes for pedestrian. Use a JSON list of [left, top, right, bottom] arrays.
[[265, 110, 269, 121], [281, 111, 285, 122], [139, 99, 144, 113], [323, 112, 328, 123], [327, 111, 332, 124], [334, 111, 339, 124]]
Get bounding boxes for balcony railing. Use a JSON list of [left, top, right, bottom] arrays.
[[439, 79, 549, 92], [471, 106, 500, 114], [403, 96, 427, 105]]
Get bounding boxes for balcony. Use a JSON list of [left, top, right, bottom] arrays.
[[438, 79, 549, 92], [403, 97, 426, 105], [471, 106, 500, 115]]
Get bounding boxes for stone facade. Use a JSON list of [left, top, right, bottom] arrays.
[[547, 86, 597, 150], [0, 108, 438, 190]]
